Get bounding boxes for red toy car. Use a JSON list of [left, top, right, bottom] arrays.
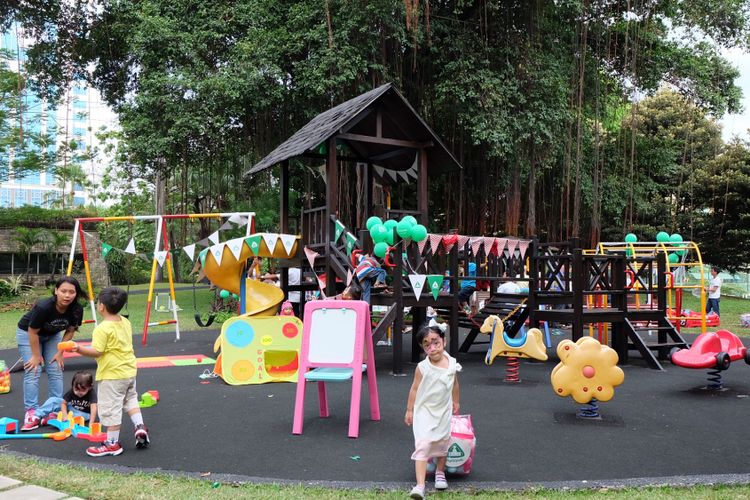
[[670, 330, 750, 370]]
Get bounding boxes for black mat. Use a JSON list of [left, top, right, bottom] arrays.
[[2, 328, 750, 489]]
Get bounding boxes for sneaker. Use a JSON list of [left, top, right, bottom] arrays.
[[86, 441, 123, 457], [134, 424, 150, 449], [40, 414, 56, 427], [409, 484, 425, 500], [21, 410, 39, 432], [434, 471, 448, 490]]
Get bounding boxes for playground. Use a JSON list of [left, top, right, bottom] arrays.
[[2, 85, 750, 496]]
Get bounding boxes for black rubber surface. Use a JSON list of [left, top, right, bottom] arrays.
[[2, 328, 750, 490]]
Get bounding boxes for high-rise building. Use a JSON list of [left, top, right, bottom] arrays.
[[0, 25, 118, 208]]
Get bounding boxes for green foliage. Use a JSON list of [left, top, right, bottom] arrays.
[[0, 207, 95, 229]]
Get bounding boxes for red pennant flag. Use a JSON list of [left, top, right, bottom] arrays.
[[304, 246, 319, 269], [470, 237, 483, 256], [506, 239, 519, 256], [483, 237, 496, 255], [495, 238, 508, 256], [429, 234, 442, 254], [457, 235, 470, 249], [517, 240, 530, 259], [442, 234, 458, 252]]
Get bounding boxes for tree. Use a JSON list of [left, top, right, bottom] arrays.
[[12, 227, 45, 277], [43, 230, 69, 282]]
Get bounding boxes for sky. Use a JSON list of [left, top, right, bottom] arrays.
[[718, 47, 750, 142]]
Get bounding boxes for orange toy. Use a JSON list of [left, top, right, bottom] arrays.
[[57, 341, 78, 351]]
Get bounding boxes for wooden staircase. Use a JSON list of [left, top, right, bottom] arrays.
[[623, 317, 688, 370]]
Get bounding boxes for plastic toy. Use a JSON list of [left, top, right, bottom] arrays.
[[58, 341, 77, 351], [139, 390, 160, 408], [0, 417, 17, 433], [0, 417, 71, 441], [682, 310, 720, 328], [479, 315, 547, 383], [669, 330, 750, 389], [0, 360, 9, 394], [47, 411, 107, 442], [551, 337, 625, 419]]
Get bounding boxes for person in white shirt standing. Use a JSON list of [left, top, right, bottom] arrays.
[[287, 267, 302, 317], [706, 266, 722, 317]]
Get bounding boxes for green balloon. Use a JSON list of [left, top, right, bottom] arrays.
[[410, 224, 428, 242], [373, 241, 389, 259], [384, 229, 395, 246], [401, 215, 418, 226], [624, 233, 637, 243], [669, 233, 683, 243], [396, 219, 413, 239], [383, 219, 398, 231], [656, 231, 670, 243], [366, 216, 383, 231], [231, 293, 239, 300], [219, 289, 230, 299], [668, 253, 679, 264], [370, 224, 388, 243]]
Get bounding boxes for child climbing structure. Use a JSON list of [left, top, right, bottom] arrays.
[[201, 231, 304, 385]]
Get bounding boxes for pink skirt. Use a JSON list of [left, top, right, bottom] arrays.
[[411, 437, 451, 461]]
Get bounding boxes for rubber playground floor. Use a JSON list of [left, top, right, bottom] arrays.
[[2, 327, 750, 491]]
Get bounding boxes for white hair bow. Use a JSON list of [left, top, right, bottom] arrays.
[[429, 318, 447, 333]]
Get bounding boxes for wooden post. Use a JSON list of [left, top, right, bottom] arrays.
[[364, 162, 372, 222], [325, 138, 338, 297], [449, 244, 459, 357], [417, 148, 428, 224], [280, 160, 290, 293], [611, 254, 628, 361], [393, 242, 404, 375], [528, 237, 539, 328], [571, 249, 584, 341]]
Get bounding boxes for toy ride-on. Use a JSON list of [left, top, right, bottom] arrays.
[[669, 330, 750, 390]]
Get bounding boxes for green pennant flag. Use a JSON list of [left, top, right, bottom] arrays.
[[334, 220, 345, 242], [101, 243, 113, 258], [245, 235, 262, 255], [426, 275, 444, 300], [345, 232, 357, 256], [199, 248, 209, 267]]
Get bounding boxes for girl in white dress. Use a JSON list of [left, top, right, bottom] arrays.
[[405, 320, 461, 499]]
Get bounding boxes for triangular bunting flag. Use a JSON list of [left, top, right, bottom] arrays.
[[245, 235, 262, 255], [483, 237, 496, 254], [457, 235, 470, 249], [506, 239, 519, 256], [417, 238, 428, 254], [408, 274, 427, 301], [373, 165, 385, 178], [196, 238, 210, 247], [227, 238, 244, 260], [280, 234, 296, 256], [238, 216, 249, 227], [262, 233, 279, 254], [429, 234, 442, 254], [398, 170, 410, 183], [426, 275, 445, 300], [199, 248, 209, 267], [124, 238, 136, 255], [304, 246, 319, 269], [442, 234, 458, 253], [210, 243, 225, 266], [345, 232, 357, 256], [183, 243, 196, 262], [154, 251, 167, 268], [219, 221, 233, 231], [101, 243, 113, 258], [517, 240, 530, 259], [470, 237, 483, 256], [334, 220, 345, 242], [347, 269, 353, 286], [495, 238, 508, 255], [208, 231, 220, 245], [228, 213, 243, 225]]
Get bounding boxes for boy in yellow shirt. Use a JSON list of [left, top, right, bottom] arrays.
[[73, 287, 149, 456]]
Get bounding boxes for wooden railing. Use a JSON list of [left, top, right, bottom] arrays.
[[301, 206, 326, 247]]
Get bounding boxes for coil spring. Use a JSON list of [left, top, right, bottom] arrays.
[[706, 368, 724, 390], [504, 357, 520, 383], [578, 398, 600, 419]]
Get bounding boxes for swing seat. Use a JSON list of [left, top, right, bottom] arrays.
[[194, 313, 217, 328]]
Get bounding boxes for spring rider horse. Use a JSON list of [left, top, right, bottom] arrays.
[[479, 315, 548, 383]]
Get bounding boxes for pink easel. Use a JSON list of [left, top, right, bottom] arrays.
[[292, 300, 380, 438]]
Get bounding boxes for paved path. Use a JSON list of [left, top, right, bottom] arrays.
[[0, 475, 81, 499]]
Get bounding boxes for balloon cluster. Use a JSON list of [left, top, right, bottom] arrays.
[[623, 232, 685, 263], [219, 289, 239, 300], [365, 216, 428, 258]]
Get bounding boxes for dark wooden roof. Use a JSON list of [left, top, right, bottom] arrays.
[[245, 83, 461, 177]]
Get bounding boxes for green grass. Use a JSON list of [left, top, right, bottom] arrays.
[[0, 283, 218, 349], [2, 454, 750, 499], [672, 294, 749, 335]]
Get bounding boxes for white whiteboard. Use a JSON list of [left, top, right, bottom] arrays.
[[307, 307, 358, 364]]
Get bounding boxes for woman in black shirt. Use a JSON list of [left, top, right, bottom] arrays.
[[17, 276, 87, 431]]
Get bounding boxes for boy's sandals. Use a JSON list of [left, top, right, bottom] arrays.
[[199, 369, 219, 380]]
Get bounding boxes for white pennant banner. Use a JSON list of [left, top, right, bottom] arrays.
[[408, 274, 427, 301], [183, 243, 196, 262], [262, 233, 279, 254], [219, 221, 234, 231], [208, 231, 220, 245], [210, 243, 225, 266], [154, 251, 167, 268], [227, 238, 244, 260], [280, 235, 296, 256], [228, 213, 243, 225], [124, 238, 136, 255]]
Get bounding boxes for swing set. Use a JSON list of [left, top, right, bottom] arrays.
[[66, 212, 255, 345]]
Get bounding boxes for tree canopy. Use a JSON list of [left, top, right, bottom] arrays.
[[2, 0, 750, 268]]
